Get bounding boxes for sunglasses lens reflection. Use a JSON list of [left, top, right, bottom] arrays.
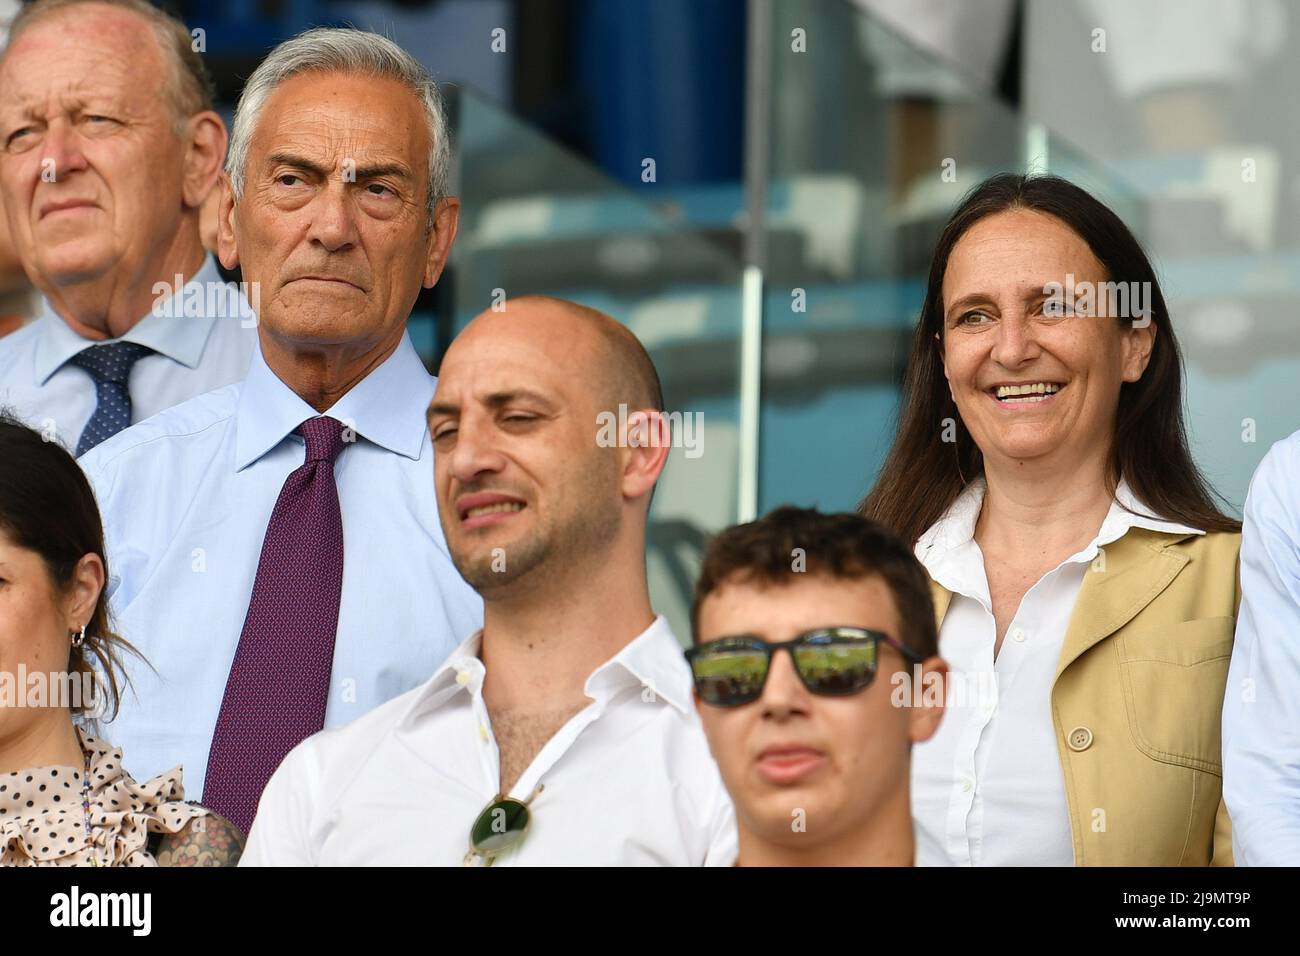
[[794, 638, 878, 694], [691, 640, 769, 705]]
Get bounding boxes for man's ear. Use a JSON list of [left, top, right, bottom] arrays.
[[909, 655, 948, 744], [216, 177, 239, 271], [181, 111, 228, 211], [423, 197, 461, 289], [620, 409, 670, 503]]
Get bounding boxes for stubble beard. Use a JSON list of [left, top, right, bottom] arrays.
[[452, 492, 622, 598]]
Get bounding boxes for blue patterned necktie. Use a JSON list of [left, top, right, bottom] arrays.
[[69, 342, 153, 456]]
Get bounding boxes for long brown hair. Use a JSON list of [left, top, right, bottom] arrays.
[[0, 412, 141, 720], [859, 173, 1239, 545]]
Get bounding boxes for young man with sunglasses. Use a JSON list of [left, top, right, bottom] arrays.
[[241, 296, 736, 865], [688, 507, 947, 866]]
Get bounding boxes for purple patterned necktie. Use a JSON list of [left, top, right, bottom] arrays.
[[204, 416, 348, 834]]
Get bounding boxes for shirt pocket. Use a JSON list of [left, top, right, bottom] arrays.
[[1116, 616, 1235, 775]]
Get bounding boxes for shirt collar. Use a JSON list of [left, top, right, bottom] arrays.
[[233, 329, 433, 471], [1101, 478, 1204, 544], [33, 255, 227, 384], [402, 615, 694, 730], [583, 615, 693, 715], [914, 479, 985, 564], [916, 475, 1205, 572]]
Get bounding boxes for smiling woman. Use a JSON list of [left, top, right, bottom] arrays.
[[860, 173, 1242, 867], [863, 173, 1236, 544]]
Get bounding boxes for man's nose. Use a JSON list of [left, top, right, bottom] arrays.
[[444, 418, 508, 486], [760, 647, 812, 721], [40, 121, 89, 183], [306, 181, 360, 252]]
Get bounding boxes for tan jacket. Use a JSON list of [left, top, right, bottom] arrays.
[[929, 527, 1240, 866]]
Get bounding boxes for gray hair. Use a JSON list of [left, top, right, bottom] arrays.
[[226, 27, 450, 228]]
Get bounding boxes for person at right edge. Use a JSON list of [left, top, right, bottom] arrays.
[[861, 173, 1240, 866], [1222, 426, 1300, 866]]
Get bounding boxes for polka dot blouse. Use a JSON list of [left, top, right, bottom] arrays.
[[0, 727, 208, 867]]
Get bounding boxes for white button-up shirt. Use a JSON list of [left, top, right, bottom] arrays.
[[78, 330, 483, 795], [0, 255, 256, 452], [911, 478, 1203, 866], [241, 616, 738, 866]]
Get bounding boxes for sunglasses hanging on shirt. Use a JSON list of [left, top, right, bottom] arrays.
[[463, 782, 545, 866]]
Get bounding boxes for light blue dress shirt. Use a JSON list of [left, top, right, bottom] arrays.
[[79, 330, 484, 796], [1223, 428, 1300, 866], [0, 255, 257, 453]]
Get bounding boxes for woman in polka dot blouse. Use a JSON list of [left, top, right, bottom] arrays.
[[0, 414, 242, 866]]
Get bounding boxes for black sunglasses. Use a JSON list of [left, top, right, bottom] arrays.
[[685, 626, 924, 707]]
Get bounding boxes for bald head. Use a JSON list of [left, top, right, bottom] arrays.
[[429, 295, 669, 599], [448, 295, 663, 418]]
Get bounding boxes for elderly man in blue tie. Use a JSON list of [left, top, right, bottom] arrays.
[[0, 0, 256, 454], [79, 26, 483, 834]]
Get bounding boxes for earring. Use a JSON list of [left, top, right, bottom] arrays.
[[71, 624, 86, 649]]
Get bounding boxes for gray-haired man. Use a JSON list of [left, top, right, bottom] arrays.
[[79, 27, 483, 834], [0, 0, 256, 452]]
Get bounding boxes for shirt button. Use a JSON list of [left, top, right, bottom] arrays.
[[961, 777, 974, 792], [1067, 726, 1094, 751], [478, 723, 489, 742], [1011, 628, 1027, 643], [455, 670, 471, 686]]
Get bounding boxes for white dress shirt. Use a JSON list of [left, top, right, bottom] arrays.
[[241, 615, 738, 866], [911, 478, 1203, 866], [78, 330, 483, 796], [0, 255, 256, 452], [1223, 429, 1300, 866]]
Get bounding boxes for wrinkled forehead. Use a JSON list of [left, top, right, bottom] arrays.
[[249, 71, 429, 170], [0, 9, 165, 111]]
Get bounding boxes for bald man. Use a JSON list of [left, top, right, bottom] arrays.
[[243, 296, 737, 866]]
